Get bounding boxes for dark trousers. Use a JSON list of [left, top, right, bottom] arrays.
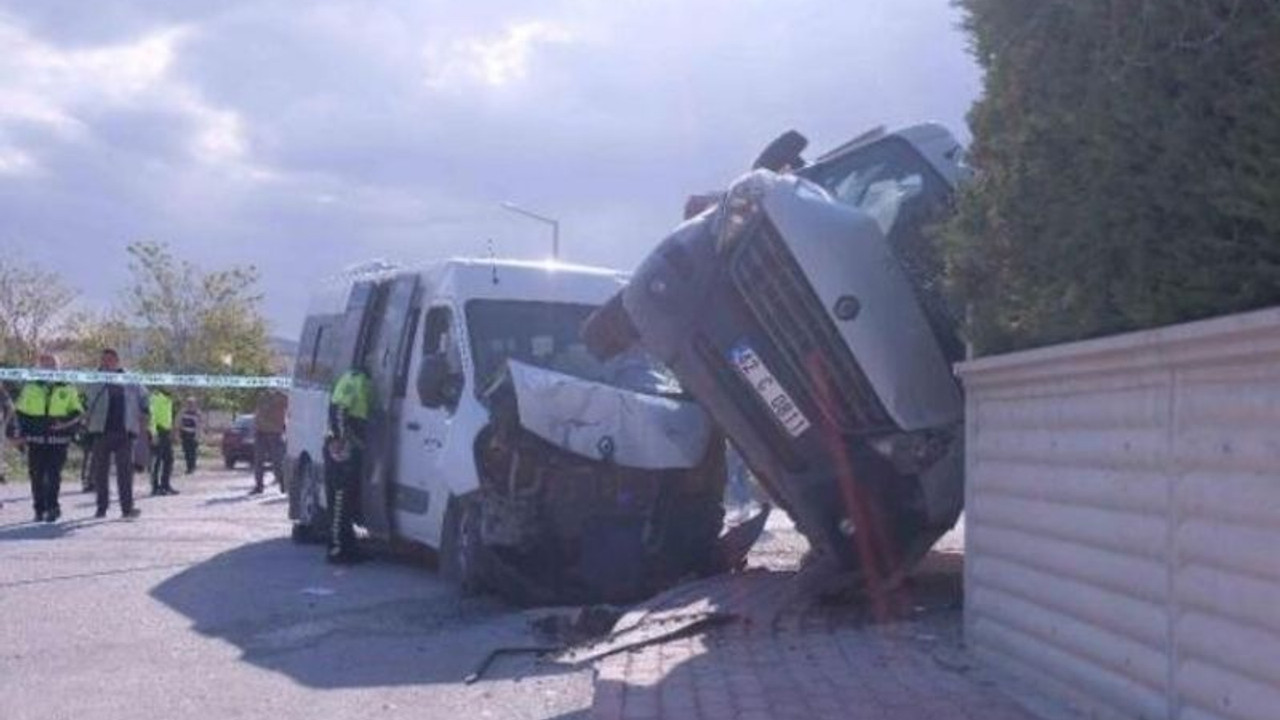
[[151, 430, 174, 491], [253, 431, 284, 488], [324, 445, 362, 556], [91, 432, 135, 514], [180, 432, 198, 473], [27, 443, 69, 515], [79, 440, 93, 489]]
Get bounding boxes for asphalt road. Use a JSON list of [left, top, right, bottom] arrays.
[[0, 467, 598, 720]]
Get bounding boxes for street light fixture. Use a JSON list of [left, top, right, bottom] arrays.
[[499, 201, 560, 260]]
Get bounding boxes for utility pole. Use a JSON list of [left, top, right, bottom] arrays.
[[499, 201, 560, 260]]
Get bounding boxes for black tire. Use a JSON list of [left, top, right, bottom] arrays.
[[224, 456, 235, 470], [440, 494, 484, 594], [290, 458, 328, 545]]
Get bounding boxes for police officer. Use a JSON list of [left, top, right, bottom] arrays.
[[149, 387, 177, 495], [15, 353, 83, 523], [324, 365, 372, 564]]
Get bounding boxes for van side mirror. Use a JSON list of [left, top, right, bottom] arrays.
[[752, 130, 808, 172], [417, 355, 462, 409]]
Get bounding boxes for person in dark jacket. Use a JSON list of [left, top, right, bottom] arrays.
[[84, 349, 149, 519], [178, 397, 201, 474], [14, 353, 83, 522]]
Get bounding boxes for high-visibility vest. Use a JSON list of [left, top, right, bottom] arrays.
[[150, 392, 175, 433], [330, 371, 372, 420], [15, 383, 83, 418]]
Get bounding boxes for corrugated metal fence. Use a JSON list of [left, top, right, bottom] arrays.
[[958, 308, 1280, 720]]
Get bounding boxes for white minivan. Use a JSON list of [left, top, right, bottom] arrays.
[[285, 258, 760, 604]]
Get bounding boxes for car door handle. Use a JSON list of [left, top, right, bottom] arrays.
[[406, 422, 421, 431]]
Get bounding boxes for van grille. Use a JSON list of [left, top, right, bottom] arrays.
[[728, 221, 893, 434]]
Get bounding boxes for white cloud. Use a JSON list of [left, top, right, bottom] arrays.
[[0, 145, 36, 175], [425, 19, 575, 89], [0, 16, 253, 171]]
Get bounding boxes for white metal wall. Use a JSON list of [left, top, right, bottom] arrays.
[[959, 308, 1280, 720]]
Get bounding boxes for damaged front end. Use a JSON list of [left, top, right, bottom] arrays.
[[468, 360, 766, 605]]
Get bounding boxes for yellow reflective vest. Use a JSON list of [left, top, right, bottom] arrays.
[[16, 383, 83, 419], [150, 391, 175, 434], [330, 370, 372, 420], [15, 382, 83, 442]]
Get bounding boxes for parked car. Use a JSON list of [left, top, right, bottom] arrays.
[[221, 415, 256, 469], [584, 124, 967, 587]]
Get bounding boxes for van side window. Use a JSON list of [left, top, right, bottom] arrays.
[[417, 307, 463, 412], [310, 326, 326, 378], [294, 318, 319, 383], [293, 315, 341, 387]]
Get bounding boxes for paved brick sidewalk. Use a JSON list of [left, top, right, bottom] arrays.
[[588, 553, 1038, 720]]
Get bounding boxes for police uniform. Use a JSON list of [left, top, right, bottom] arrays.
[[149, 390, 176, 495], [15, 381, 84, 522], [325, 369, 372, 563]]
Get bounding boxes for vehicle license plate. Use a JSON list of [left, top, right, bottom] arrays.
[[728, 343, 811, 437]]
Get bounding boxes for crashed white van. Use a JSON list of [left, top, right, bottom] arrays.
[[285, 259, 759, 604]]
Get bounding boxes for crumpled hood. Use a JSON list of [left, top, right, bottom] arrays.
[[504, 359, 712, 470]]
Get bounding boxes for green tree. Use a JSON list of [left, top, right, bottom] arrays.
[[122, 241, 273, 411], [946, 1, 1280, 354], [61, 310, 133, 369], [0, 255, 78, 365]]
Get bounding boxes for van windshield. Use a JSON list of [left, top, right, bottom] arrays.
[[802, 136, 963, 362], [465, 300, 681, 397]]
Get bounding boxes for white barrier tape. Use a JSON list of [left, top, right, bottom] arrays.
[[0, 368, 293, 389]]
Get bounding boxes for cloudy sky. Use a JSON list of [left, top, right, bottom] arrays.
[[0, 0, 980, 336]]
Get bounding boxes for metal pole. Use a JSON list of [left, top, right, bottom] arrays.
[[500, 202, 560, 260]]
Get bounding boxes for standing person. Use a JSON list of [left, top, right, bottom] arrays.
[[14, 354, 83, 522], [85, 349, 149, 519], [324, 366, 371, 563], [178, 397, 201, 474], [149, 387, 177, 495], [252, 389, 287, 495], [0, 383, 13, 490]]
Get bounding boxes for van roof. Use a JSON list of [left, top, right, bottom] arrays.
[[304, 257, 629, 316], [326, 257, 623, 282]]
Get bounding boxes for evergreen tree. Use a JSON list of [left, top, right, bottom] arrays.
[[946, 0, 1280, 354]]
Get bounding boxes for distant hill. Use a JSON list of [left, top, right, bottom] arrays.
[[268, 336, 299, 375]]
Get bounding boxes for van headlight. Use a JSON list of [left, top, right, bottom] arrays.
[[714, 172, 770, 253]]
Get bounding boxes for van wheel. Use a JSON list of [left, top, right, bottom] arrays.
[[441, 494, 484, 594], [290, 458, 328, 545]]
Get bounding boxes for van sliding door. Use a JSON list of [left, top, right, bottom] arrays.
[[357, 274, 421, 539]]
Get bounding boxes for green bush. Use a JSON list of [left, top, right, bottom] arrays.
[[945, 1, 1280, 355]]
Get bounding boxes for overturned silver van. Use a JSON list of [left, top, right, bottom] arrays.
[[585, 125, 967, 586]]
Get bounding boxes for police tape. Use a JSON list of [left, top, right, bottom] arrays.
[[0, 368, 293, 389]]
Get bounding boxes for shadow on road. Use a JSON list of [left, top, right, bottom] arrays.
[[0, 516, 118, 541], [149, 537, 583, 690]]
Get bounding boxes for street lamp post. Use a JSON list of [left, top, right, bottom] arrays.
[[499, 201, 560, 260]]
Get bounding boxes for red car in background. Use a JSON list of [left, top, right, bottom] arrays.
[[221, 415, 255, 469]]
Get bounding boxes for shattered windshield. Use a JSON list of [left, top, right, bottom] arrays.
[[466, 300, 681, 398], [803, 136, 963, 362], [801, 137, 949, 240]]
